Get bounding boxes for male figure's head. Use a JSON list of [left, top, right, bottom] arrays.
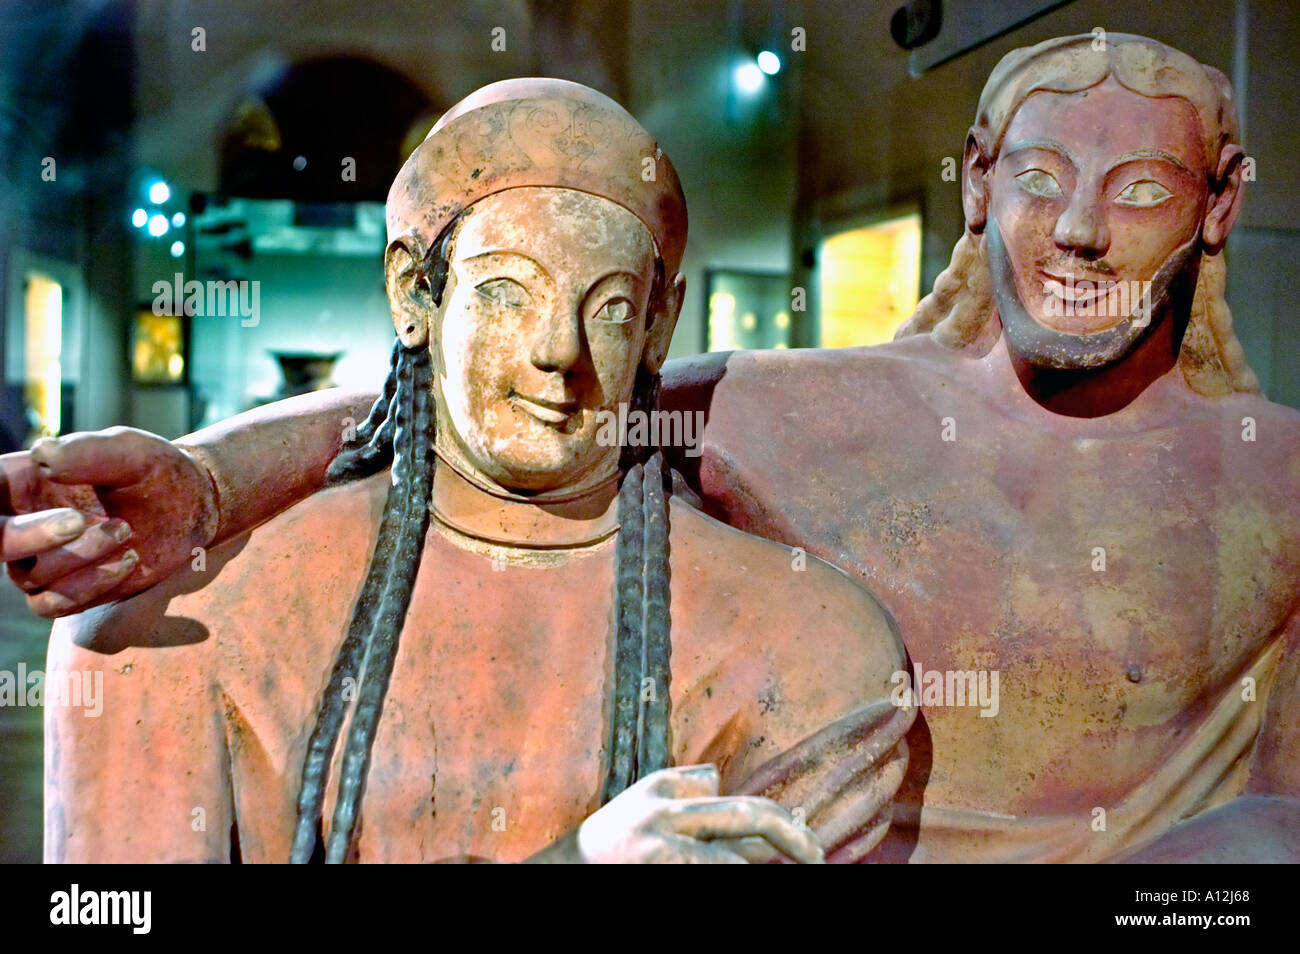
[[899, 34, 1259, 405]]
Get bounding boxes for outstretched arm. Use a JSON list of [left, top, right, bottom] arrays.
[[1, 387, 376, 617], [176, 388, 376, 545]]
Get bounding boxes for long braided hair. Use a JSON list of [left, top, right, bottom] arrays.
[[290, 227, 675, 863]]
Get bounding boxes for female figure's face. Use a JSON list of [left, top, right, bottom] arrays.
[[435, 187, 658, 492]]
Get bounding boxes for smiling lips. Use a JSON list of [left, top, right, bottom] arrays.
[[510, 391, 579, 426], [1040, 270, 1119, 303]]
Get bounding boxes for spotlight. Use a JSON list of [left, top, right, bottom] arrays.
[[147, 214, 169, 237], [172, 212, 186, 228], [170, 241, 185, 258], [148, 181, 170, 204], [734, 61, 764, 95], [757, 50, 781, 75], [131, 208, 147, 228]]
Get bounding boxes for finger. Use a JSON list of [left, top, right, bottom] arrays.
[[804, 743, 909, 854], [30, 429, 156, 487], [641, 764, 720, 800], [27, 548, 139, 618], [655, 835, 748, 865], [711, 836, 783, 865], [0, 452, 39, 512], [0, 509, 87, 562], [8, 519, 132, 590], [664, 797, 825, 864]]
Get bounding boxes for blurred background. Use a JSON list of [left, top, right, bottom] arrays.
[[1, 0, 1297, 861]]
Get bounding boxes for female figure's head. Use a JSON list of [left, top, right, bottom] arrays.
[[387, 185, 682, 494]]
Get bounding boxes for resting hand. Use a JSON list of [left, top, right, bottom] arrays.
[[0, 427, 218, 617], [574, 764, 824, 864]]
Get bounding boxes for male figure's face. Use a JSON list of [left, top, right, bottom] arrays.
[[984, 77, 1211, 367], [435, 187, 658, 492]]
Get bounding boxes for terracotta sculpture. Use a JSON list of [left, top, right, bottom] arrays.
[[5, 35, 1297, 862], [28, 80, 911, 863], [665, 35, 1300, 862]]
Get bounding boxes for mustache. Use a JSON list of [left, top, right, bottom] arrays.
[[1034, 256, 1118, 278]]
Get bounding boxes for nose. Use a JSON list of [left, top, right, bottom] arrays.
[[529, 299, 582, 373], [1053, 187, 1111, 259]]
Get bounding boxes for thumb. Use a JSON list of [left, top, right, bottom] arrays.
[[30, 429, 157, 488]]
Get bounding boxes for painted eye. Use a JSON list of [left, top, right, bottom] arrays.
[[594, 297, 636, 324], [1014, 169, 1063, 199], [475, 278, 532, 308], [1115, 179, 1173, 207]]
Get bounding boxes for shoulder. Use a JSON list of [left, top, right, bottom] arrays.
[[667, 495, 905, 685], [59, 473, 389, 657], [664, 336, 959, 397], [1183, 391, 1300, 512], [664, 338, 976, 447]]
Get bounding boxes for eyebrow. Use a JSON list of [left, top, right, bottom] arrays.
[[458, 254, 646, 294], [591, 269, 645, 287], [461, 249, 545, 269], [1004, 138, 1078, 166], [1109, 149, 1193, 174]]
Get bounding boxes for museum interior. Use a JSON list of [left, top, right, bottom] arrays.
[[0, 0, 1297, 862]]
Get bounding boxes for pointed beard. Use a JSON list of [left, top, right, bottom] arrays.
[[986, 218, 1201, 370]]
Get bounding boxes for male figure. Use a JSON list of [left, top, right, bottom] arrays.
[[665, 35, 1299, 861], [33, 79, 910, 864], [6, 36, 1297, 861]]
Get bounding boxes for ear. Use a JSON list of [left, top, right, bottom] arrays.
[[962, 129, 993, 234], [642, 271, 684, 374], [385, 230, 433, 348], [1202, 144, 1246, 252]]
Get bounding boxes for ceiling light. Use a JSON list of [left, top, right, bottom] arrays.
[[734, 61, 764, 95]]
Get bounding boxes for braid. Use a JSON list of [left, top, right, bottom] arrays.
[[331, 339, 400, 480], [604, 460, 644, 800], [290, 346, 435, 863], [1179, 247, 1261, 396], [894, 230, 998, 354], [602, 368, 676, 802], [326, 346, 435, 862], [636, 451, 673, 776], [291, 225, 453, 864]]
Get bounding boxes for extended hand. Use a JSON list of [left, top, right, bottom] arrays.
[[575, 764, 824, 864], [0, 427, 218, 617]]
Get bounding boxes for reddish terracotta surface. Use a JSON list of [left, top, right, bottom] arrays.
[[40, 77, 912, 864], [661, 332, 1300, 861], [45, 466, 909, 862]]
